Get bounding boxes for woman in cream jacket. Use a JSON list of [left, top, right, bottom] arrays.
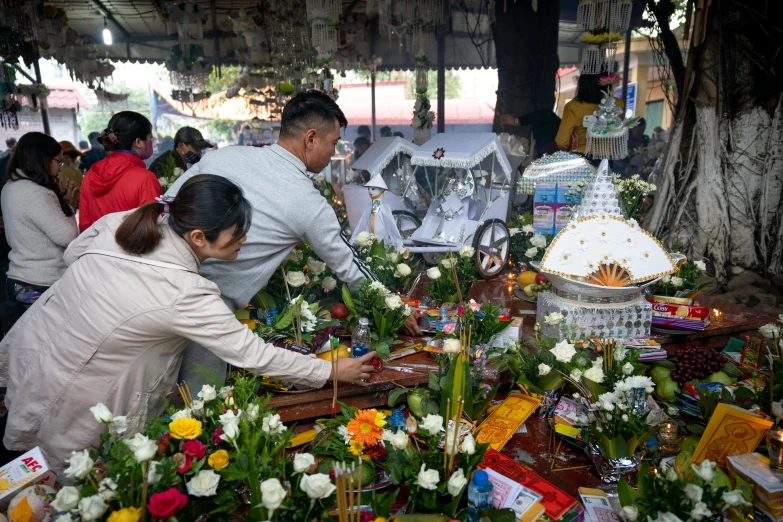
[[0, 174, 373, 469]]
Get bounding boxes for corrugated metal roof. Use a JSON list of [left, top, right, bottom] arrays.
[[18, 86, 92, 110]]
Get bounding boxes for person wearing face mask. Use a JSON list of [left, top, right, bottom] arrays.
[[166, 90, 423, 389], [149, 127, 213, 179], [79, 111, 161, 232]]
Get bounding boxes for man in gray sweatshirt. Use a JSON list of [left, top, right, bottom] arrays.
[[167, 90, 421, 385]]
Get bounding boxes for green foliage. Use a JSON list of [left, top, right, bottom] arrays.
[[425, 252, 478, 304], [408, 70, 463, 99], [342, 280, 410, 358]]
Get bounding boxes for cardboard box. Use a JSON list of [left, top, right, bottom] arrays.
[[648, 297, 711, 331], [0, 447, 53, 509]]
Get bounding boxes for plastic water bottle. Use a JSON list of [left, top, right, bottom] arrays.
[[351, 318, 372, 358], [266, 308, 278, 326], [436, 306, 450, 331], [388, 407, 406, 432], [467, 470, 494, 521]]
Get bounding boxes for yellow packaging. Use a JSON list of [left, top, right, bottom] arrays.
[[475, 394, 541, 451]]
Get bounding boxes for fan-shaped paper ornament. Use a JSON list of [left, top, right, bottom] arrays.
[[541, 213, 676, 283]]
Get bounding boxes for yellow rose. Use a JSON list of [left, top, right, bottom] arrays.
[[208, 449, 229, 470], [107, 507, 143, 522], [169, 417, 202, 440]]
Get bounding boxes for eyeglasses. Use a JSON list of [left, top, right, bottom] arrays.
[[53, 158, 64, 167]]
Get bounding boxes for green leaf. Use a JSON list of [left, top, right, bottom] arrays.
[[472, 385, 499, 422], [618, 478, 639, 507], [341, 284, 356, 315], [480, 508, 517, 522], [687, 423, 705, 435], [582, 377, 607, 400], [538, 371, 566, 391], [388, 387, 410, 407], [428, 370, 441, 391]]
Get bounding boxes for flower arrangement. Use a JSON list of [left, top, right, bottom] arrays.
[[612, 173, 656, 221], [260, 244, 338, 310], [619, 460, 752, 522], [456, 299, 512, 348], [341, 279, 412, 358], [758, 316, 783, 425], [413, 95, 435, 130], [507, 212, 553, 263], [650, 258, 709, 298], [424, 248, 477, 304], [51, 376, 337, 522], [316, 180, 348, 230], [255, 294, 337, 348], [384, 412, 491, 516], [157, 155, 185, 191], [352, 232, 417, 293]]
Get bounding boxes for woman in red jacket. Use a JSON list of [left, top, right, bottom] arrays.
[[79, 111, 161, 231]]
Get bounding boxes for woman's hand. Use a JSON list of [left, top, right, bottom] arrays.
[[330, 351, 375, 384], [59, 178, 77, 207], [499, 114, 519, 126], [400, 313, 422, 336]]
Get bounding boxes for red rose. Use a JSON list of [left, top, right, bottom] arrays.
[[158, 433, 171, 455], [181, 439, 206, 460], [173, 453, 193, 474], [147, 487, 188, 519], [212, 428, 222, 445], [365, 443, 386, 462]]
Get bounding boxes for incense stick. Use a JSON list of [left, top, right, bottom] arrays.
[[331, 336, 338, 416], [448, 252, 464, 305], [444, 398, 451, 474], [348, 463, 355, 522]]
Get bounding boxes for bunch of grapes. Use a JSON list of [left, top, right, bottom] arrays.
[[670, 346, 726, 385]]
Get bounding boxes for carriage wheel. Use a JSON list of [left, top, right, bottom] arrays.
[[392, 210, 422, 239], [473, 219, 510, 279]]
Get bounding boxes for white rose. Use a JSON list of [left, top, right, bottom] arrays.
[[260, 478, 286, 512], [665, 466, 678, 482], [584, 366, 605, 384], [443, 339, 461, 354], [286, 271, 307, 287], [148, 461, 163, 484], [111, 416, 128, 434], [460, 432, 476, 455], [689, 502, 711, 521], [98, 477, 118, 501], [760, 323, 780, 339], [219, 409, 241, 425], [307, 257, 326, 275], [524, 247, 539, 259], [538, 363, 552, 376], [369, 281, 390, 296], [772, 401, 783, 420], [78, 496, 108, 522], [544, 312, 563, 326], [722, 490, 751, 507], [171, 408, 192, 420], [426, 267, 441, 280], [622, 362, 634, 375], [355, 231, 373, 247], [417, 464, 439, 490], [387, 252, 400, 264], [550, 340, 576, 363], [390, 430, 409, 450], [245, 403, 260, 422], [65, 450, 94, 479], [661, 275, 671, 284], [198, 384, 217, 401], [684, 483, 703, 503], [57, 514, 75, 522], [691, 460, 716, 482], [530, 234, 547, 248], [322, 276, 337, 292], [220, 420, 240, 443], [671, 276, 683, 288], [570, 368, 583, 381], [385, 294, 403, 310], [395, 263, 411, 277], [172, 167, 184, 177], [694, 260, 707, 271], [125, 433, 157, 463], [402, 304, 412, 317], [89, 403, 113, 424], [448, 468, 468, 497], [300, 473, 336, 499], [187, 470, 221, 497], [293, 453, 315, 473], [522, 224, 536, 234], [218, 386, 233, 400], [441, 258, 455, 269], [613, 345, 628, 362], [621, 414, 629, 422], [622, 506, 638, 521], [262, 413, 286, 435], [459, 246, 475, 258], [420, 414, 443, 436], [52, 486, 81, 512]]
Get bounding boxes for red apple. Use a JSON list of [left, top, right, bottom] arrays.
[[331, 303, 349, 319], [535, 273, 549, 284]]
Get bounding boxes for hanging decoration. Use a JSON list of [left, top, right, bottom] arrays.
[[583, 90, 640, 160], [579, 32, 622, 75], [577, 0, 631, 74], [306, 0, 342, 54], [164, 2, 204, 62], [378, 0, 443, 55], [36, 5, 67, 50], [313, 53, 339, 101], [0, 62, 20, 129], [167, 43, 211, 103], [411, 54, 434, 145]]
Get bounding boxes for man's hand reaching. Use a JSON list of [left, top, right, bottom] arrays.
[[400, 313, 422, 336]]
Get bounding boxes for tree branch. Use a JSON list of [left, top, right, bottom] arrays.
[[645, 0, 687, 106]]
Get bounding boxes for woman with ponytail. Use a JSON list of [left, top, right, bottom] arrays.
[[79, 111, 161, 231], [0, 174, 375, 469], [1, 132, 79, 313]]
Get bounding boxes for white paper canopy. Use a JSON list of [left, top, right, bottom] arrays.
[[350, 137, 419, 177], [410, 132, 513, 180]]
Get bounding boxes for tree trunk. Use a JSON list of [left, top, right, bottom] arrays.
[[492, 0, 560, 141]]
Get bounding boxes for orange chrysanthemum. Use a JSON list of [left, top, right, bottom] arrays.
[[346, 409, 384, 446]]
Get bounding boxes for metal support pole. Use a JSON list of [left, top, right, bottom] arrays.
[[33, 58, 51, 136], [211, 0, 221, 79], [371, 71, 377, 141], [621, 28, 632, 112], [437, 26, 445, 134]]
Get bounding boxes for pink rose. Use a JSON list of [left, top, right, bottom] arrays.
[[468, 299, 481, 312], [442, 323, 455, 335]]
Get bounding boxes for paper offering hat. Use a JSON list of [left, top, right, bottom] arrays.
[[583, 90, 640, 160], [364, 173, 388, 191]]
